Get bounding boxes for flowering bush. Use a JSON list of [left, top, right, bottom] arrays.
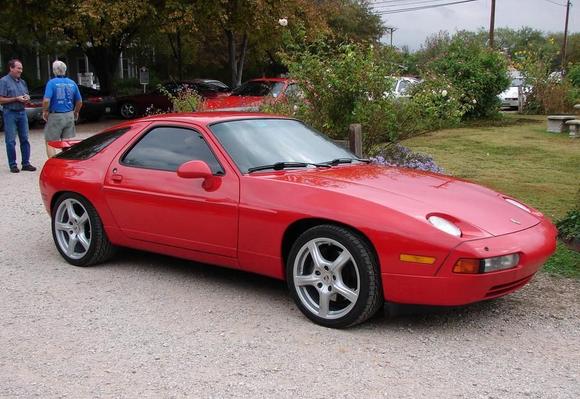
[[159, 86, 202, 113], [369, 143, 444, 174], [425, 34, 509, 118]]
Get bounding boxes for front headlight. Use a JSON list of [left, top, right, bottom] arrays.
[[428, 215, 462, 237]]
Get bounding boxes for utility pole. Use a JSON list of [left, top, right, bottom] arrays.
[[489, 0, 496, 48], [562, 0, 571, 71], [385, 27, 397, 47]]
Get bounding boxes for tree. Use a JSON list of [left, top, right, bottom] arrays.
[[53, 0, 154, 93]]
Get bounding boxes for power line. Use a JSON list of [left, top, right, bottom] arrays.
[[372, 0, 459, 9], [542, 0, 567, 6], [371, 0, 439, 4], [374, 0, 478, 15]]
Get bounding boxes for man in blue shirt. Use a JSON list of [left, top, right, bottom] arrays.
[[42, 60, 83, 157], [0, 59, 36, 173]]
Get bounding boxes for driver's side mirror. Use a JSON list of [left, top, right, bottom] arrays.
[[177, 160, 212, 179]]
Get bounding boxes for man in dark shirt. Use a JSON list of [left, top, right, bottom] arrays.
[[0, 59, 37, 173]]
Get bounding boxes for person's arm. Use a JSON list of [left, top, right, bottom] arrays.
[[42, 81, 53, 121], [42, 98, 51, 121], [73, 84, 82, 120], [0, 80, 28, 104], [73, 99, 82, 121]]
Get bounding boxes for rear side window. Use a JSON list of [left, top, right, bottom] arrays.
[[121, 126, 223, 174], [56, 128, 129, 160]]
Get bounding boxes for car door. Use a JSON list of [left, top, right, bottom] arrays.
[[102, 123, 239, 258]]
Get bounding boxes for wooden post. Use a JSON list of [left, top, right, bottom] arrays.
[[349, 124, 363, 158]]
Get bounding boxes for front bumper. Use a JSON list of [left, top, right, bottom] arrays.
[[381, 219, 557, 306]]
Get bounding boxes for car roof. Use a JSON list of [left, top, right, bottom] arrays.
[[135, 111, 290, 125], [246, 77, 291, 83]]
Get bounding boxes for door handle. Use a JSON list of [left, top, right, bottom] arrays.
[[112, 174, 123, 182]]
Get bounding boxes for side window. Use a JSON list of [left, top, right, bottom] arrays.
[[121, 126, 224, 174], [57, 127, 129, 160]]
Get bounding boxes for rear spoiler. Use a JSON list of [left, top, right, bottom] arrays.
[[47, 140, 82, 151]]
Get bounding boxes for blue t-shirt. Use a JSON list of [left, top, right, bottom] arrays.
[[44, 77, 82, 113], [0, 74, 29, 111]]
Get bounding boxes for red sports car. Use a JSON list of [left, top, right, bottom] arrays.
[[39, 113, 557, 328], [201, 78, 299, 111]]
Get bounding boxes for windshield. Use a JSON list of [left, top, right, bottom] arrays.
[[511, 78, 524, 87], [232, 81, 285, 97], [210, 119, 356, 173]]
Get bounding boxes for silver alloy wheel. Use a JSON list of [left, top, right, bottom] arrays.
[[120, 103, 136, 118], [54, 198, 92, 260], [293, 238, 360, 320]]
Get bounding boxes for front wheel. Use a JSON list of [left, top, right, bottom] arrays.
[[52, 193, 116, 266], [287, 225, 383, 328]]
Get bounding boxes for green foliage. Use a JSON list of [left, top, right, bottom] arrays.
[[516, 41, 576, 114], [282, 42, 400, 140], [425, 35, 510, 118], [556, 208, 580, 243], [279, 41, 471, 148], [568, 64, 580, 87], [158, 85, 202, 113]]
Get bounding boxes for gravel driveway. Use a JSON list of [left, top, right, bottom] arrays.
[[0, 121, 579, 398]]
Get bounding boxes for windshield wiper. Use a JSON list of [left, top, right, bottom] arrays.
[[248, 162, 331, 173], [324, 158, 371, 165]]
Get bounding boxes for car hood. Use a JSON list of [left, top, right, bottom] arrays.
[[262, 164, 540, 237], [499, 86, 519, 98]]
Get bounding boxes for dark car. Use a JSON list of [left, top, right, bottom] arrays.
[[29, 85, 117, 122], [116, 79, 230, 119]]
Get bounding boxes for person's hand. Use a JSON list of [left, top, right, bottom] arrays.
[[42, 110, 49, 122], [16, 95, 28, 103], [74, 111, 79, 121], [22, 94, 30, 101]]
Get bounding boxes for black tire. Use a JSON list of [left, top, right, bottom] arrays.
[[119, 102, 138, 119], [51, 193, 116, 266], [286, 225, 383, 328]]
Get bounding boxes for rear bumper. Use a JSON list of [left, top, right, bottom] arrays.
[[382, 219, 557, 306]]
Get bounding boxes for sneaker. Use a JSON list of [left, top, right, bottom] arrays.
[[10, 166, 19, 173], [21, 164, 37, 172]]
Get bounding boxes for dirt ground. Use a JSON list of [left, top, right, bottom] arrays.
[[0, 120, 578, 398]]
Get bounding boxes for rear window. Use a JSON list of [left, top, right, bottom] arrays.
[[56, 127, 129, 160]]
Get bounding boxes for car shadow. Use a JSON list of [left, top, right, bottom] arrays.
[[99, 248, 525, 331]]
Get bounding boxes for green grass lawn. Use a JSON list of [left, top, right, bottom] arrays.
[[404, 114, 580, 277]]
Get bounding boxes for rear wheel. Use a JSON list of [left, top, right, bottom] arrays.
[[119, 102, 138, 119], [287, 225, 383, 328], [52, 193, 116, 266]]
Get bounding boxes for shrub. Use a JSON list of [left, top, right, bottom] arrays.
[[158, 85, 202, 113], [282, 42, 401, 140], [425, 35, 510, 118], [568, 64, 580, 87], [280, 41, 470, 150], [556, 208, 580, 243]]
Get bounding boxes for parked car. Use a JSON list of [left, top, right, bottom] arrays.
[[202, 78, 300, 111], [498, 72, 528, 110], [392, 76, 421, 99], [116, 79, 230, 119], [40, 113, 557, 328], [0, 100, 43, 129], [29, 85, 117, 122]]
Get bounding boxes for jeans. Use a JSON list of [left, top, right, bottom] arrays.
[[3, 109, 31, 168]]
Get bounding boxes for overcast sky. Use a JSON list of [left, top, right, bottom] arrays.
[[370, 0, 580, 50]]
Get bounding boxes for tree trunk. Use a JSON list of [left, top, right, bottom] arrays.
[[226, 29, 238, 88], [84, 46, 121, 94], [235, 33, 248, 87]]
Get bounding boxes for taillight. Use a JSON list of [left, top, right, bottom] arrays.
[[87, 97, 103, 103]]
